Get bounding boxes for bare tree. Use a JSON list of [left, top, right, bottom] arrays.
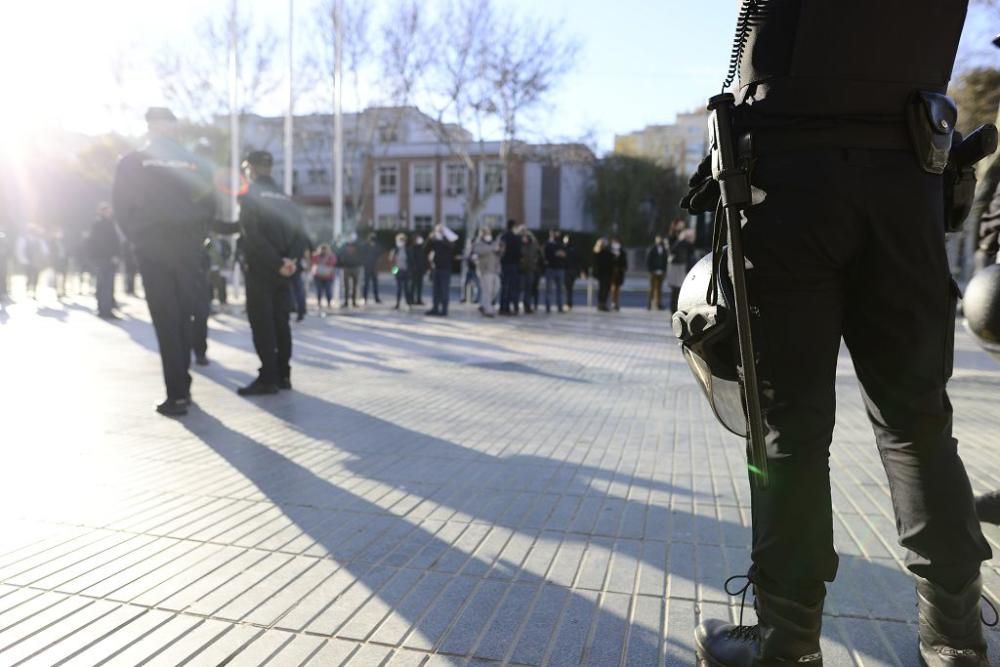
[[151, 5, 282, 122], [306, 0, 436, 230], [420, 0, 581, 238]]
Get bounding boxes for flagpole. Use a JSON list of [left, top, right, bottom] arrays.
[[228, 0, 240, 222], [332, 0, 344, 240], [284, 0, 294, 197]]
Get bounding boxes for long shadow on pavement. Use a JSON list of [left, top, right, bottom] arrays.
[[184, 362, 928, 665]]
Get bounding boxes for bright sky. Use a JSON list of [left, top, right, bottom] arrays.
[[2, 1, 998, 154]]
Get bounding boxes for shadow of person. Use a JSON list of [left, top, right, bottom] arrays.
[[178, 409, 674, 664], [188, 362, 929, 665]]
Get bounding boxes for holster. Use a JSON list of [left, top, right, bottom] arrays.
[[944, 161, 977, 233], [906, 91, 956, 175]]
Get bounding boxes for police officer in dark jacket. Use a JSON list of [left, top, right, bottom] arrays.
[[113, 107, 216, 417], [87, 202, 121, 319], [686, 3, 994, 666], [236, 151, 305, 396]]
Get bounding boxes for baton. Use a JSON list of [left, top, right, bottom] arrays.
[[707, 93, 769, 489]]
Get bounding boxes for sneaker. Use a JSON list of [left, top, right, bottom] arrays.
[[156, 399, 189, 417], [237, 380, 280, 396]]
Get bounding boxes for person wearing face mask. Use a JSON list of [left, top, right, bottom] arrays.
[[473, 227, 501, 317], [609, 237, 628, 312], [389, 233, 411, 310]]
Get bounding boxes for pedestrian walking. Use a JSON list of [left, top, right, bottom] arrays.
[[409, 234, 428, 305], [426, 224, 456, 316], [290, 247, 310, 322], [543, 230, 566, 313], [87, 202, 120, 319], [234, 151, 305, 396], [647, 235, 668, 310], [473, 227, 501, 317], [112, 107, 216, 416], [389, 233, 411, 309], [499, 219, 522, 315], [311, 244, 336, 313], [361, 232, 382, 304]]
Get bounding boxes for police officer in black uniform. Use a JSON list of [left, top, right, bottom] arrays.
[[113, 108, 216, 417], [235, 151, 304, 396], [684, 3, 995, 665]]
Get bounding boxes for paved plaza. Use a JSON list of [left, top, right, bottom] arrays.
[[0, 289, 998, 666]]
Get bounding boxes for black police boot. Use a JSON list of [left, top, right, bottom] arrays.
[[917, 574, 995, 666], [156, 398, 189, 417], [695, 577, 823, 666], [278, 377, 292, 390], [975, 491, 1000, 525], [237, 379, 280, 396]]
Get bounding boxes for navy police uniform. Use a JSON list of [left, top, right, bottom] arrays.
[[238, 167, 305, 390], [692, 2, 994, 665], [113, 119, 216, 410]]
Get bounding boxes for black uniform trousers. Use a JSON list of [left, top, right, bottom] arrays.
[[138, 252, 202, 401], [742, 148, 991, 605], [192, 268, 211, 360], [246, 273, 292, 385]]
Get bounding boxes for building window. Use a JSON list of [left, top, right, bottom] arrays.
[[376, 215, 397, 230], [484, 163, 504, 194], [413, 165, 434, 195], [378, 123, 399, 143], [308, 168, 328, 185], [445, 164, 466, 196], [378, 166, 398, 195], [445, 215, 464, 230], [413, 215, 433, 230]]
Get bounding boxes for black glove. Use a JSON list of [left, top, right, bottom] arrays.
[[680, 153, 720, 215]]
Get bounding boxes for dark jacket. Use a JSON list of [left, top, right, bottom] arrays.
[[669, 238, 695, 273], [362, 240, 382, 270], [737, 0, 967, 119], [112, 137, 216, 263], [237, 175, 305, 282], [410, 242, 429, 274], [520, 238, 543, 274], [427, 237, 455, 273], [610, 249, 628, 286], [87, 218, 121, 264], [544, 240, 567, 270], [500, 230, 522, 265], [593, 248, 613, 282], [337, 240, 362, 269], [564, 244, 581, 278], [647, 243, 668, 273]]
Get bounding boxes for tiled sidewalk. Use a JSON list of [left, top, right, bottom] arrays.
[[0, 293, 997, 666]]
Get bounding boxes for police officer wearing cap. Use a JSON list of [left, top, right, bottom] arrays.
[[679, 3, 996, 665], [113, 107, 217, 417], [235, 150, 305, 396]]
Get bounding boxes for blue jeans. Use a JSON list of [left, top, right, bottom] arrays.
[[431, 270, 451, 315], [545, 269, 565, 310], [500, 264, 521, 312]]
